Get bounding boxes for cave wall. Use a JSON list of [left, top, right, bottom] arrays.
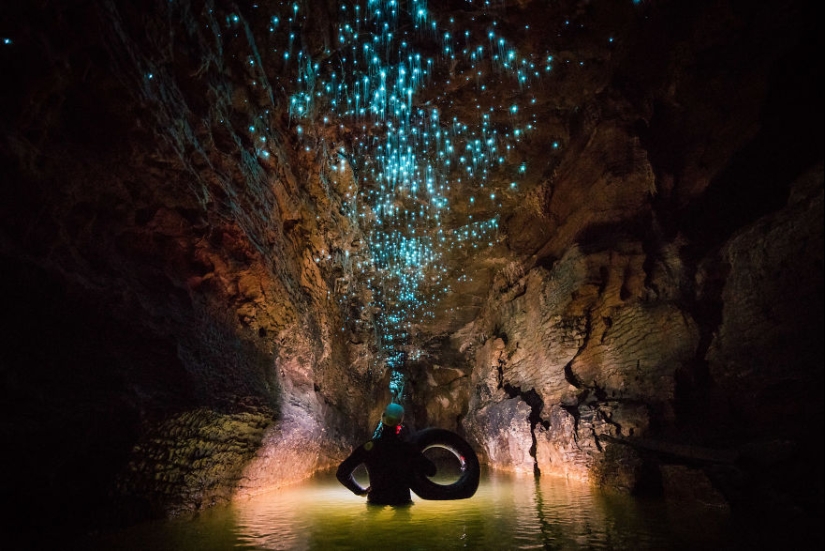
[[0, 0, 821, 540], [460, 167, 822, 485], [448, 0, 823, 524], [1, 0, 383, 533]]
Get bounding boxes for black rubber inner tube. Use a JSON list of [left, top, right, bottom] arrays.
[[409, 428, 480, 500]]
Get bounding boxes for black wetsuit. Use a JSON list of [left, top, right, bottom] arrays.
[[337, 426, 436, 505]]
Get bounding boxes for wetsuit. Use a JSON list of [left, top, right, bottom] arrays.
[[337, 426, 436, 505]]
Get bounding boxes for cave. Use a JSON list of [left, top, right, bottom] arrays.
[[1, 0, 822, 548]]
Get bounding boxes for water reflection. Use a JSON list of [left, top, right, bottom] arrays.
[[79, 470, 740, 550]]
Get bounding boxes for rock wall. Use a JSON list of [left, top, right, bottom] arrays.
[[457, 124, 821, 527], [459, 163, 822, 502], [450, 0, 824, 520], [0, 0, 383, 532], [0, 0, 821, 540]]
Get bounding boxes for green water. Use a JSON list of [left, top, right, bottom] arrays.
[[76, 469, 746, 550]]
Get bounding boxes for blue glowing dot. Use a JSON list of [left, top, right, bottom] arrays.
[[2, 38, 11, 45]]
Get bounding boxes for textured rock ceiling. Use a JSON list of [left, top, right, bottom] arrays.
[[0, 0, 822, 543], [2, 0, 819, 368]]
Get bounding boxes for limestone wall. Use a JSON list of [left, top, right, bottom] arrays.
[[458, 164, 823, 511]]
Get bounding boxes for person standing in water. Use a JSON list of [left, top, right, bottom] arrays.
[[336, 403, 436, 505]]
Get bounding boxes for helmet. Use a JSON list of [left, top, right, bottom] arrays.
[[381, 403, 405, 427]]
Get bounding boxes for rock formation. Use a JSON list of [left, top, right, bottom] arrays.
[[1, 0, 821, 544]]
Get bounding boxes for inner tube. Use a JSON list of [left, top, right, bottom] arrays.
[[409, 428, 480, 500]]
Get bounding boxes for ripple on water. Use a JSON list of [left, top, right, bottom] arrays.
[[76, 469, 742, 551]]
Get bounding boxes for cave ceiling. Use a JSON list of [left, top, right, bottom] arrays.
[[2, 0, 820, 379], [234, 0, 652, 360]]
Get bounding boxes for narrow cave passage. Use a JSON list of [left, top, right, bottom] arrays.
[[0, 0, 822, 548]]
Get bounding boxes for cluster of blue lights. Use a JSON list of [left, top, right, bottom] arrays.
[[270, 0, 565, 395], [132, 0, 631, 397], [185, 0, 627, 397]]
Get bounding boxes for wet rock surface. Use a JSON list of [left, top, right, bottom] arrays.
[[0, 0, 822, 545]]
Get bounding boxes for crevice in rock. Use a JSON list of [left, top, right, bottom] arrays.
[[597, 265, 609, 295], [600, 316, 613, 343], [671, 251, 728, 443], [591, 426, 604, 453], [562, 363, 583, 389], [563, 309, 592, 390], [503, 384, 545, 476], [533, 253, 557, 272]]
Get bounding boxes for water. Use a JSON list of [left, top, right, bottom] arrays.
[[76, 469, 746, 550]]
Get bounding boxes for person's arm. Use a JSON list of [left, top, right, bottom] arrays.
[[336, 446, 370, 496]]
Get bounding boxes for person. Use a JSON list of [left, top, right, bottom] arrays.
[[336, 403, 436, 505]]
